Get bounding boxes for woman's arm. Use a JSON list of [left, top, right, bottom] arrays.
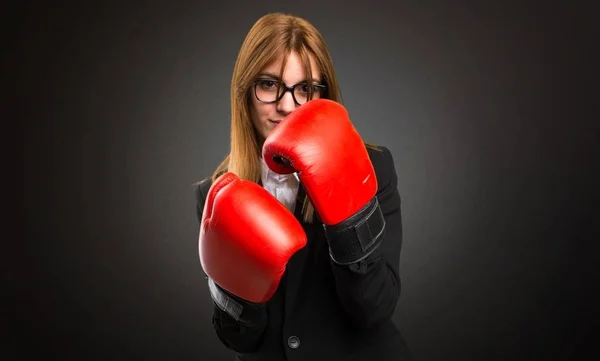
[[208, 278, 268, 353], [194, 181, 268, 353], [327, 146, 404, 329]]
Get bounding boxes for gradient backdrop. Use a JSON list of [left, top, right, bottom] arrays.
[[15, 1, 596, 360]]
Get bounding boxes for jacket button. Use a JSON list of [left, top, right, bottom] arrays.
[[287, 335, 300, 349]]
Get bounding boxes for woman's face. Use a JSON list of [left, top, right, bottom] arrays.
[[249, 51, 323, 145]]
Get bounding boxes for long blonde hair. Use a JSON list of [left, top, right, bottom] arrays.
[[209, 12, 379, 223]]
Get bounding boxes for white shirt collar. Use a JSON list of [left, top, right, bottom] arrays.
[[260, 157, 295, 185], [260, 157, 300, 213]]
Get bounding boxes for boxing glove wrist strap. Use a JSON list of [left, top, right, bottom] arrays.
[[323, 196, 386, 265], [208, 278, 266, 326]]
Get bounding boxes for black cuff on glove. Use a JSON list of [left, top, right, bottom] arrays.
[[323, 196, 386, 265], [208, 278, 267, 327]]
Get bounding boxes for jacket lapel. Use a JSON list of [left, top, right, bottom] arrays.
[[259, 174, 320, 320], [283, 183, 320, 321]]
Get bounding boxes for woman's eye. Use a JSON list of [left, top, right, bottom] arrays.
[[260, 80, 277, 88], [299, 84, 312, 93]]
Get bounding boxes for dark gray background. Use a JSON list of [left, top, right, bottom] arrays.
[[14, 0, 596, 360]]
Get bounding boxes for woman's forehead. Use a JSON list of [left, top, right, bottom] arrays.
[[260, 51, 321, 82]]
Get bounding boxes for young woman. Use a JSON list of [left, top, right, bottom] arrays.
[[194, 12, 413, 361]]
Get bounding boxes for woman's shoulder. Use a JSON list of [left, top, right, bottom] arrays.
[[365, 144, 401, 207], [193, 167, 228, 203], [193, 177, 213, 214], [365, 144, 396, 178], [193, 165, 230, 210]]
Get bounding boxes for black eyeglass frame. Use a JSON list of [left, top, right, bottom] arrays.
[[252, 78, 327, 106]]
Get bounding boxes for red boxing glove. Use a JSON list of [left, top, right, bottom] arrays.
[[199, 172, 307, 303], [262, 99, 385, 265]]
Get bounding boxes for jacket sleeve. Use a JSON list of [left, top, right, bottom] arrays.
[[194, 180, 268, 353], [327, 146, 404, 329]]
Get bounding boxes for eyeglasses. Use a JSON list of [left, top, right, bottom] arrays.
[[253, 78, 326, 106]]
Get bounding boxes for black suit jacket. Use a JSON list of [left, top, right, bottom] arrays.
[[194, 145, 413, 361]]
